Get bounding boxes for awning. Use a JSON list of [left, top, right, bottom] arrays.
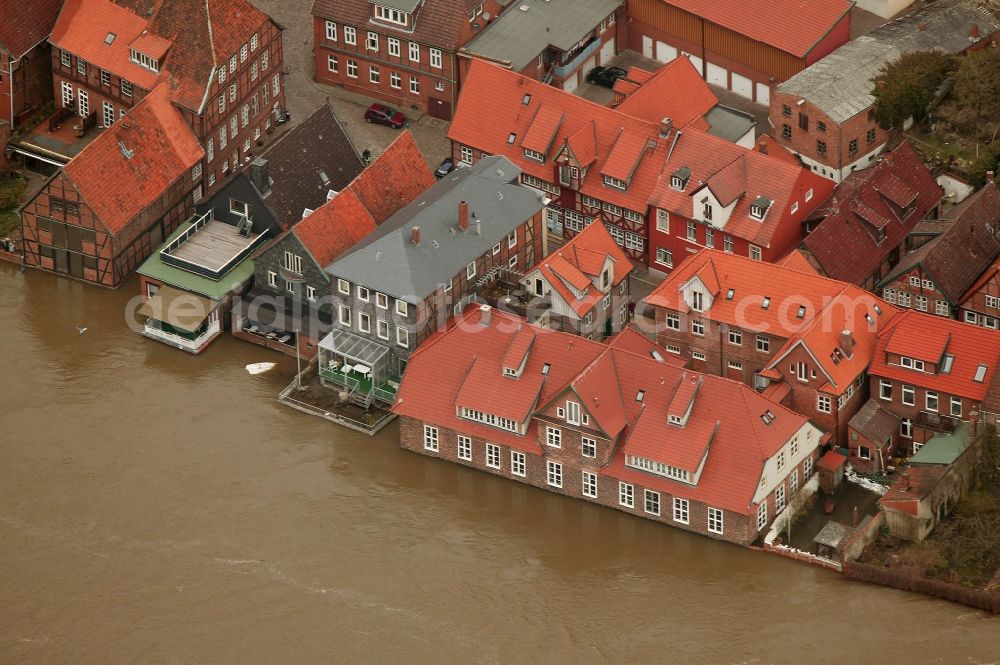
[[138, 285, 217, 332], [319, 329, 390, 366]]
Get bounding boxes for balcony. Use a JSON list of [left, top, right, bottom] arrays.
[[318, 363, 400, 406], [143, 320, 221, 353], [552, 37, 601, 79], [914, 411, 959, 434]]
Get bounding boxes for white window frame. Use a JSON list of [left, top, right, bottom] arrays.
[[423, 425, 438, 452], [619, 482, 634, 508], [546, 426, 561, 448], [672, 497, 688, 524], [486, 443, 501, 469], [546, 461, 563, 488], [581, 437, 596, 458], [396, 326, 409, 348], [707, 507, 724, 535], [510, 450, 525, 476], [582, 472, 598, 498]]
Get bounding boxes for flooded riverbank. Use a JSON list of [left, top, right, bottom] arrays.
[[0, 263, 995, 664]]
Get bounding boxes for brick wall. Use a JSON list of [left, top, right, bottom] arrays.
[[400, 415, 760, 546]]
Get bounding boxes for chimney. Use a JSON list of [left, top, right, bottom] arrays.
[[917, 22, 928, 31], [840, 330, 854, 357], [758, 140, 768, 155], [250, 157, 270, 195], [902, 471, 911, 491], [458, 200, 469, 231], [852, 506, 859, 528], [969, 410, 979, 438], [987, 170, 995, 184], [478, 304, 492, 326], [971, 23, 981, 39], [475, 219, 481, 236], [410, 226, 421, 245], [659, 117, 673, 138]]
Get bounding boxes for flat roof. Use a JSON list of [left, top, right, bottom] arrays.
[[464, 0, 622, 71], [704, 105, 756, 143], [909, 421, 972, 466], [137, 220, 256, 300], [164, 218, 262, 274]]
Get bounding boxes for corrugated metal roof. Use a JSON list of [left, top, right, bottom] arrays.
[[778, 0, 1000, 123]]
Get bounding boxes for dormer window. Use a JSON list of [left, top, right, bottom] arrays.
[[130, 48, 159, 72], [603, 175, 627, 190], [702, 202, 713, 221], [690, 291, 704, 311], [899, 356, 925, 372], [374, 4, 410, 26], [671, 167, 691, 191], [524, 148, 545, 162], [668, 415, 683, 426], [750, 196, 772, 220]]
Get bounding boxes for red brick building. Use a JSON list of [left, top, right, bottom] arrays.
[[772, 0, 1000, 183], [627, 0, 851, 106], [959, 257, 1000, 330], [642, 249, 899, 444], [20, 84, 204, 286], [311, 0, 505, 121], [800, 141, 943, 291], [17, 0, 284, 194], [0, 0, 63, 150], [866, 310, 1000, 457], [878, 183, 1000, 319], [394, 306, 824, 546], [518, 220, 633, 340], [449, 59, 831, 272]]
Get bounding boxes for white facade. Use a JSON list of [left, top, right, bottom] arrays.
[[751, 422, 823, 507], [795, 142, 886, 184]]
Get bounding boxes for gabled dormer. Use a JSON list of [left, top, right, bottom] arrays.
[[667, 372, 702, 427], [501, 326, 537, 378], [129, 32, 172, 73], [750, 196, 772, 221], [521, 105, 565, 163], [601, 129, 651, 192], [680, 265, 719, 312]]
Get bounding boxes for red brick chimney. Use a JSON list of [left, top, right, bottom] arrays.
[[458, 200, 469, 231], [840, 330, 854, 357], [971, 24, 981, 39], [410, 226, 420, 245], [758, 140, 768, 155]]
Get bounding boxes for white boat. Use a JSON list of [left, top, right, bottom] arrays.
[[245, 362, 276, 375]]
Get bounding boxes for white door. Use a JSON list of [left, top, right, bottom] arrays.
[[562, 73, 578, 94], [61, 81, 73, 108], [77, 89, 89, 117], [655, 41, 677, 63], [731, 72, 753, 99], [642, 35, 653, 59], [706, 62, 727, 87], [756, 82, 771, 106], [600, 37, 615, 65], [683, 52, 703, 75], [102, 101, 115, 127]]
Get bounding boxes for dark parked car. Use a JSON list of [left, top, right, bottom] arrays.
[[434, 157, 455, 179], [586, 66, 628, 88], [364, 103, 407, 128]]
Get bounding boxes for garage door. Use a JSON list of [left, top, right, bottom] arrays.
[[682, 52, 703, 75], [755, 82, 770, 106], [600, 37, 615, 65], [642, 35, 653, 59], [655, 41, 677, 63], [731, 72, 753, 99], [706, 62, 727, 88], [563, 73, 578, 93]]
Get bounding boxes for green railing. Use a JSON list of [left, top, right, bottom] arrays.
[[319, 366, 361, 392], [372, 386, 397, 405]]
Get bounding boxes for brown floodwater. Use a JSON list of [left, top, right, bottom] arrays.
[[1, 263, 996, 664]]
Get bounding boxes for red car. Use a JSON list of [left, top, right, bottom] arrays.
[[364, 103, 407, 128]]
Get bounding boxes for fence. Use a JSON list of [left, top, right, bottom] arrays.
[[842, 562, 1000, 613], [277, 371, 395, 436]]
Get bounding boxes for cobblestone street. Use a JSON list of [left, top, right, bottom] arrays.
[[250, 0, 452, 168]]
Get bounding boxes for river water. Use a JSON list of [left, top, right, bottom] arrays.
[[0, 264, 996, 664]]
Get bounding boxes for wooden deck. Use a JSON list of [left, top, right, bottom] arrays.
[[170, 220, 256, 272]]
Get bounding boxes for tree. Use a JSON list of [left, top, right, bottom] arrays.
[[872, 51, 957, 129], [951, 48, 1000, 137]]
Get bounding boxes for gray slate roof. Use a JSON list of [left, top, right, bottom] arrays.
[[325, 156, 544, 303], [464, 0, 622, 71], [777, 0, 1000, 123], [257, 102, 364, 227]]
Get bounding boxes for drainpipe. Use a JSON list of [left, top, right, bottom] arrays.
[[700, 17, 706, 80]]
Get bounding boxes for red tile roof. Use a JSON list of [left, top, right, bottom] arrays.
[[347, 131, 435, 226], [450, 60, 828, 246], [0, 0, 64, 58], [51, 0, 273, 112], [605, 327, 686, 367], [291, 130, 432, 265], [526, 221, 632, 317], [664, 0, 853, 58], [776, 248, 821, 275], [312, 0, 483, 51], [880, 466, 947, 515], [817, 450, 846, 471], [960, 256, 1000, 306], [612, 57, 718, 129], [63, 83, 204, 234], [871, 310, 1000, 401], [803, 142, 942, 285], [292, 188, 376, 267], [394, 306, 812, 515], [645, 249, 899, 395]]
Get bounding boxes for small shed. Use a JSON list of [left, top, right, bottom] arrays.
[[813, 520, 855, 559], [818, 450, 847, 493]]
